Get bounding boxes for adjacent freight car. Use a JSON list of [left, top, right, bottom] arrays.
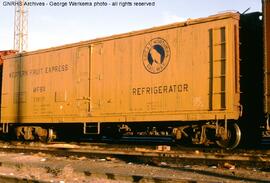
[[0, 10, 268, 149], [0, 50, 17, 120]]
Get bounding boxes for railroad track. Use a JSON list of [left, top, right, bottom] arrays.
[[0, 140, 270, 182], [0, 141, 228, 183], [0, 140, 270, 168]]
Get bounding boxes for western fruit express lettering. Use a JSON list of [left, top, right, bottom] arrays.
[[9, 64, 69, 78]]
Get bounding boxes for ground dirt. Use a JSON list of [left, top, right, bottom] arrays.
[[0, 151, 269, 183]]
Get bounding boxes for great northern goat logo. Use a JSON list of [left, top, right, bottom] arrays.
[[142, 38, 171, 74]]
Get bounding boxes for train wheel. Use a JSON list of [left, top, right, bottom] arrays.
[[216, 123, 241, 149], [39, 128, 56, 142], [34, 127, 49, 142], [47, 129, 56, 142], [39, 135, 47, 142]]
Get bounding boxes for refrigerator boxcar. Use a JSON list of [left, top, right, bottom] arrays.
[[0, 11, 267, 148]]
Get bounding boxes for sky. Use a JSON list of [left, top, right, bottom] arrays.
[[0, 0, 262, 51]]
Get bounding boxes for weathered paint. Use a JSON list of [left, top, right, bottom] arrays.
[[0, 13, 241, 124]]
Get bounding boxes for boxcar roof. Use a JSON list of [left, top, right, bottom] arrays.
[[4, 12, 240, 59]]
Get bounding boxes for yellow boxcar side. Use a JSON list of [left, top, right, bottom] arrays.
[[90, 13, 241, 122], [1, 12, 241, 124]]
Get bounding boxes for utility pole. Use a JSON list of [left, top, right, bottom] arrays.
[[13, 0, 28, 52]]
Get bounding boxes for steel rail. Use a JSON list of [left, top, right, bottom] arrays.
[[0, 142, 270, 167]]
